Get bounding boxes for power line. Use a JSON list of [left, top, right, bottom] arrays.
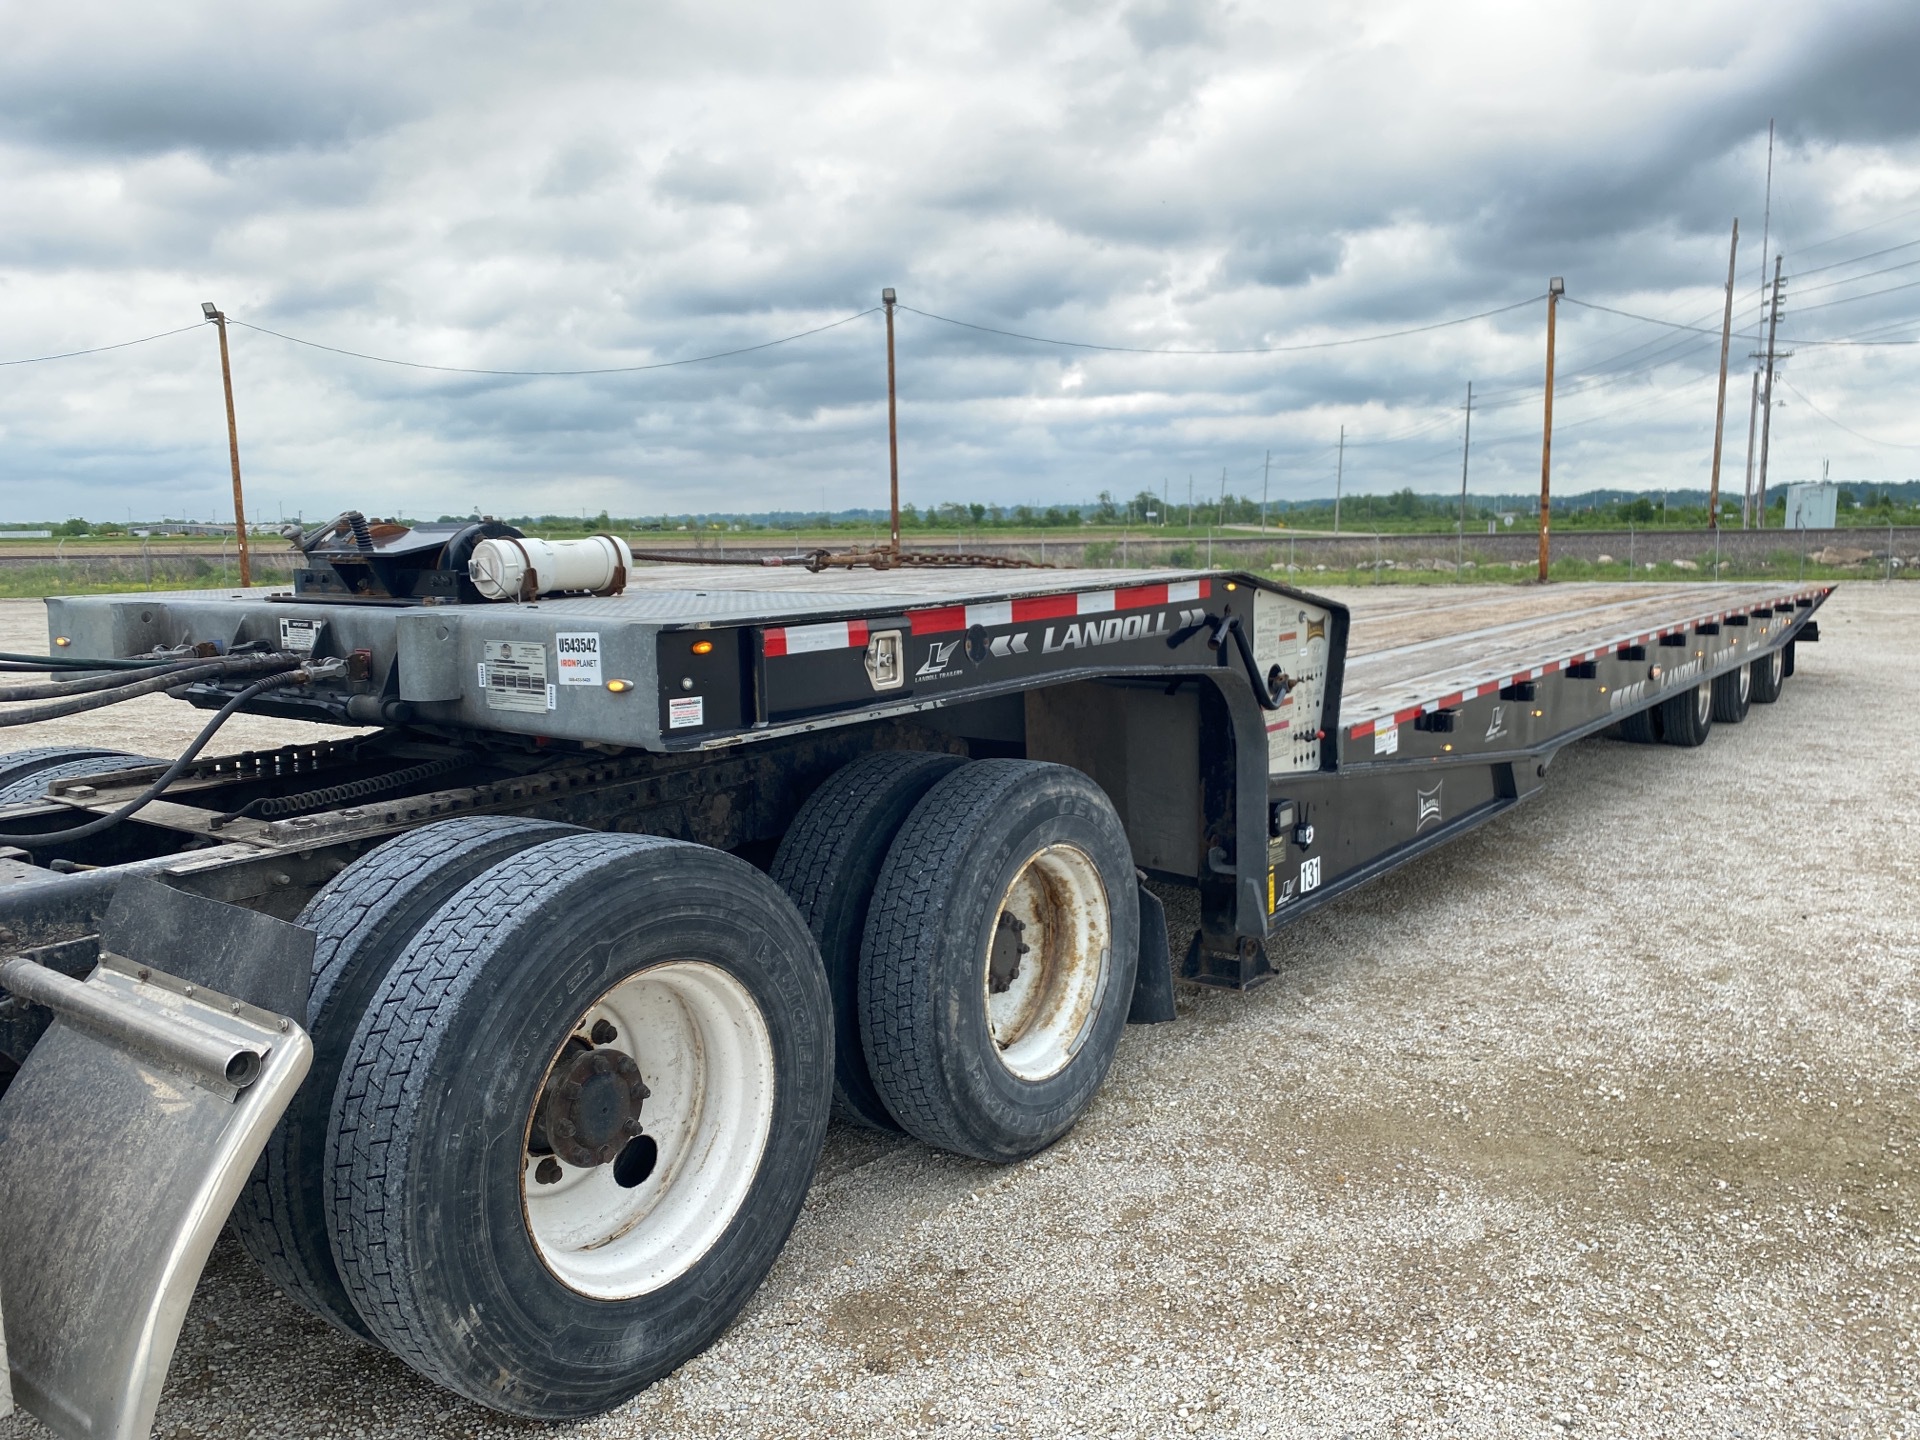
[[1785, 276, 1920, 316], [1786, 234, 1920, 282], [227, 308, 882, 376], [1784, 205, 1920, 262], [896, 295, 1545, 356], [1777, 378, 1920, 450], [0, 322, 205, 368], [1559, 296, 1727, 337]]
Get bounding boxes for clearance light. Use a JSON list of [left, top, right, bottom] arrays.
[[1442, 743, 1454, 753], [53, 637, 71, 647], [690, 640, 715, 655], [1225, 582, 1238, 591], [606, 679, 633, 694], [1531, 709, 1544, 718]]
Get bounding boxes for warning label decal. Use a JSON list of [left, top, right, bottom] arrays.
[[481, 641, 554, 713], [278, 617, 323, 655]]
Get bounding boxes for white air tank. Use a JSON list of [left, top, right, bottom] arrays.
[[468, 534, 633, 601]]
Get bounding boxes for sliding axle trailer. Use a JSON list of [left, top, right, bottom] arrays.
[[0, 521, 1830, 1435]]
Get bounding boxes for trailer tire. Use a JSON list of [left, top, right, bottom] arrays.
[[1750, 645, 1786, 704], [1659, 681, 1714, 747], [1614, 707, 1660, 745], [0, 747, 158, 804], [770, 748, 967, 1130], [1710, 662, 1752, 724], [858, 760, 1138, 1163], [230, 815, 581, 1341], [324, 833, 831, 1419]]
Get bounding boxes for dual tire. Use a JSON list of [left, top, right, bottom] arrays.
[[1750, 645, 1786, 704], [237, 751, 1137, 1416], [773, 753, 1140, 1162], [236, 820, 832, 1418]]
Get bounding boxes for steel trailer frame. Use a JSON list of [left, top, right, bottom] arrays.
[[0, 566, 1831, 1437]]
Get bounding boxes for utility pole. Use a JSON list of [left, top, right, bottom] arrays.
[[1217, 467, 1227, 528], [201, 302, 251, 586], [1458, 381, 1473, 573], [1538, 278, 1564, 582], [1755, 256, 1788, 528], [1334, 426, 1344, 535], [1261, 450, 1271, 532], [1741, 121, 1775, 530], [1741, 372, 1760, 527], [882, 288, 901, 557], [1186, 474, 1193, 529], [1708, 218, 1740, 528]]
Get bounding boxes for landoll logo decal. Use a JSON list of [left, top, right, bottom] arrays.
[[1042, 611, 1171, 654], [916, 639, 962, 679], [1485, 704, 1507, 740], [1416, 783, 1444, 830]]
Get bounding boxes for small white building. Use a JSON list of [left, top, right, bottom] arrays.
[[1783, 482, 1839, 530]]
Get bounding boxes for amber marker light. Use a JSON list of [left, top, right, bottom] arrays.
[[54, 637, 71, 647], [690, 640, 715, 656], [606, 679, 633, 694]]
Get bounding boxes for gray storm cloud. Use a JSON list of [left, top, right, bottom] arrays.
[[2, 0, 1917, 523]]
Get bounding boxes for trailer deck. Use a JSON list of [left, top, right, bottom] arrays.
[[1338, 580, 1829, 740]]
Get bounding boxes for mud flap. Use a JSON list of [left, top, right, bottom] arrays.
[[1127, 882, 1177, 1024], [0, 884, 313, 1440]]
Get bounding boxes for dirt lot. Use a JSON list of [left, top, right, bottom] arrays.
[[1, 586, 1915, 1439]]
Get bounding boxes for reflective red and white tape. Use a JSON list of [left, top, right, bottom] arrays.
[[760, 579, 1211, 656]]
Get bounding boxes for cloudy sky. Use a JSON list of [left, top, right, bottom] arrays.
[[3, 0, 1918, 524]]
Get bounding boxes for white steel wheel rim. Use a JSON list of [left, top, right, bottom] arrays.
[[983, 843, 1112, 1082], [1696, 683, 1711, 725], [1771, 649, 1783, 683], [1738, 664, 1752, 702], [521, 961, 775, 1300]]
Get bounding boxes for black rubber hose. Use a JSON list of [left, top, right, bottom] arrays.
[[0, 670, 313, 848], [0, 655, 296, 728], [0, 657, 230, 704], [0, 650, 177, 672]]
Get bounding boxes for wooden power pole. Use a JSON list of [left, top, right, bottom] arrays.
[[1334, 426, 1344, 535], [1708, 219, 1739, 529], [1538, 278, 1563, 582], [202, 302, 251, 586]]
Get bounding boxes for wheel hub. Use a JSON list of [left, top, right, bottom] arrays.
[[988, 912, 1029, 994], [534, 1043, 650, 1168]]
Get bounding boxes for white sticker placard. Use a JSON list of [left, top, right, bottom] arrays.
[[481, 641, 554, 713], [668, 695, 704, 729], [1374, 722, 1399, 756], [1300, 855, 1322, 892], [555, 631, 603, 686], [278, 617, 323, 655]]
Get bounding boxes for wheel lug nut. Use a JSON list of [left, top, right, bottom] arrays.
[[534, 1158, 562, 1185], [590, 1019, 618, 1045]]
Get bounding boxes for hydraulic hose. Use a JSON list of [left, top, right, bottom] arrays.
[[0, 655, 298, 728], [0, 656, 243, 705], [0, 669, 315, 848], [0, 650, 179, 673]]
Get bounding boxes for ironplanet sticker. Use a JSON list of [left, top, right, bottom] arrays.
[[555, 631, 602, 686]]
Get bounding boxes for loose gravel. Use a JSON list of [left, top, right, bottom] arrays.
[[0, 586, 1915, 1439]]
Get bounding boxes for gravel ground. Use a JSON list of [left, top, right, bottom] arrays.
[[2, 586, 1916, 1439]]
